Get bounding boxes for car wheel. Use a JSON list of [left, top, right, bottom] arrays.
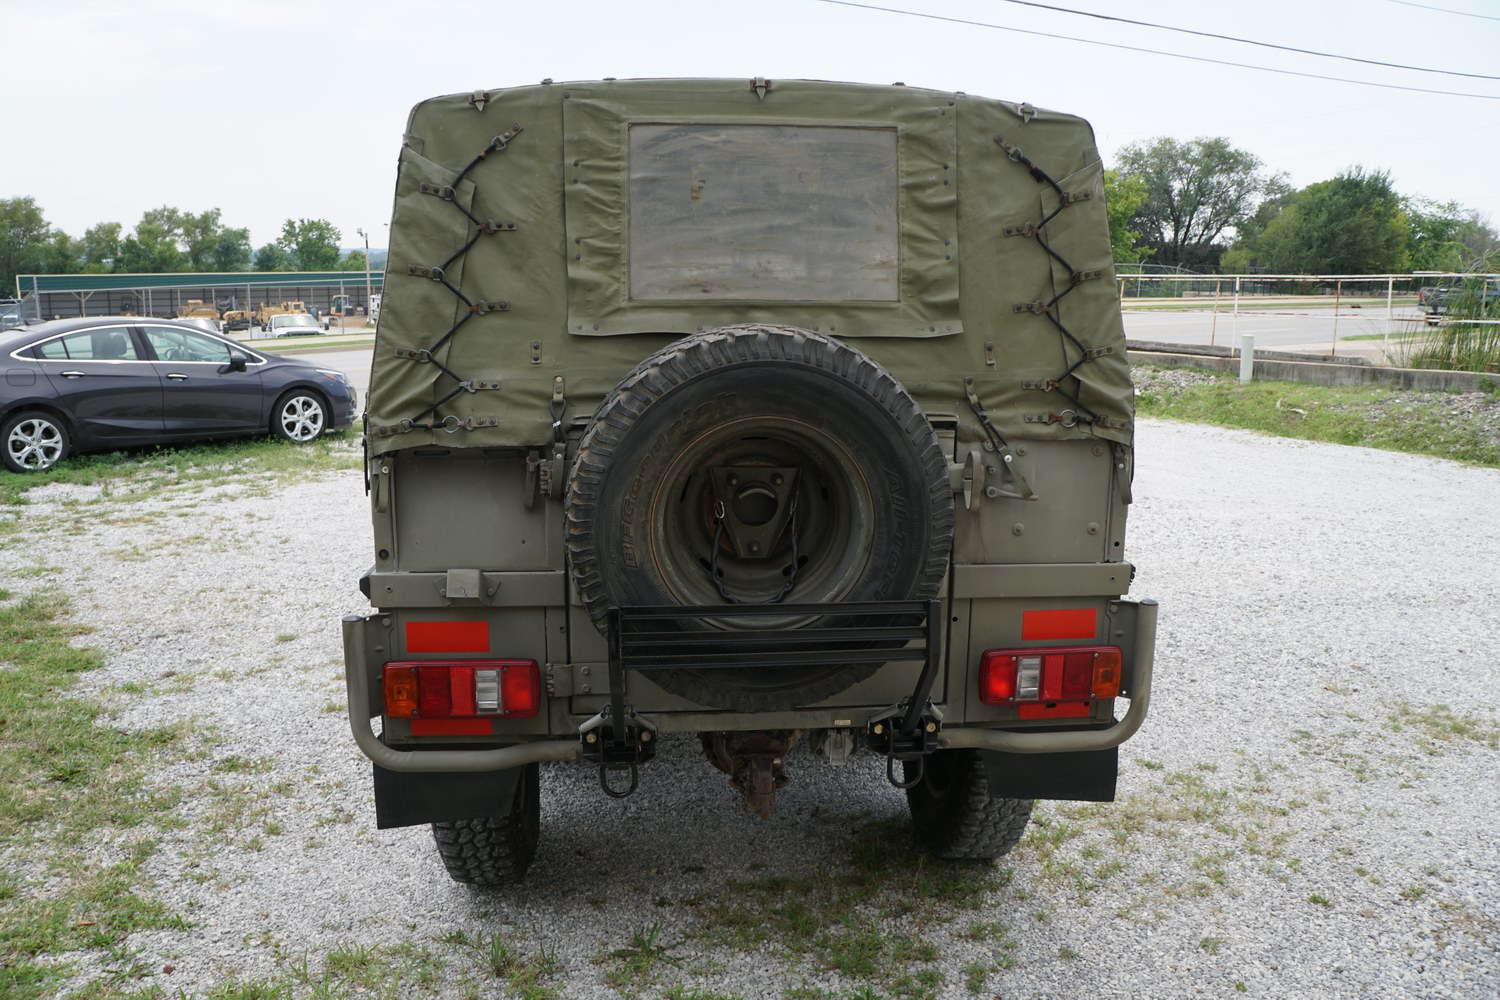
[[905, 749, 1033, 860], [272, 391, 327, 443], [431, 763, 541, 886], [2, 411, 70, 473]]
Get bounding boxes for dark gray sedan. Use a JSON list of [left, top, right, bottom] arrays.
[[2, 317, 358, 472]]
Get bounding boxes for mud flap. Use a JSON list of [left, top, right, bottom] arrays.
[[978, 744, 1118, 803], [372, 739, 524, 829]]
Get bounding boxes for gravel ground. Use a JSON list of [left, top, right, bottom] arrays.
[[7, 419, 1499, 998]]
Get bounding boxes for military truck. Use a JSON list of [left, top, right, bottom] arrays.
[[343, 78, 1157, 886], [175, 299, 220, 329]]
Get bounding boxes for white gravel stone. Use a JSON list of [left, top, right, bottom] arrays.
[[4, 418, 1496, 998]]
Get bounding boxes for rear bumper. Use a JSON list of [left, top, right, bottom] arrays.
[[343, 597, 1157, 773]]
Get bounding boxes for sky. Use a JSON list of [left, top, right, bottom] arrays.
[[5, 0, 1498, 252]]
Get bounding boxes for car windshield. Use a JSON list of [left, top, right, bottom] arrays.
[[273, 315, 318, 329]]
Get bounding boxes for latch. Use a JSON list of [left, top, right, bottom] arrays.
[[749, 76, 772, 100]]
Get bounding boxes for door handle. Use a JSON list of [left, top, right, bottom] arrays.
[[165, 373, 189, 381], [60, 371, 85, 379]]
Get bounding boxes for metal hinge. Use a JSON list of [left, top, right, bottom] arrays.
[[1060, 190, 1092, 205]]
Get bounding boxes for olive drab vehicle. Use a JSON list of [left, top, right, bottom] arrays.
[[343, 78, 1158, 886]]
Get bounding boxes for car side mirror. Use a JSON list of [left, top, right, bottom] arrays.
[[226, 351, 249, 373]]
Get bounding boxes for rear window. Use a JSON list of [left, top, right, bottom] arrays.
[[628, 124, 899, 302]]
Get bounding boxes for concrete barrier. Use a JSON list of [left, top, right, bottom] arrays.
[[1128, 349, 1494, 393]]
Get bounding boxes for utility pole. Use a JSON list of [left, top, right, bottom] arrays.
[[356, 227, 372, 324]]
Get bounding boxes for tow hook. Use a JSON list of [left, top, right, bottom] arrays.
[[701, 729, 801, 819]]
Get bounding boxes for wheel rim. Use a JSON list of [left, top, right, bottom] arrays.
[[7, 418, 63, 470], [647, 415, 875, 611], [278, 396, 324, 441]]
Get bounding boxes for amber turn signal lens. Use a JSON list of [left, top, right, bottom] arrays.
[[382, 665, 419, 718], [1091, 648, 1122, 699]]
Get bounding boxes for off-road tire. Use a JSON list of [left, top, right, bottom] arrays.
[[565, 324, 954, 712], [431, 763, 540, 886], [905, 749, 1033, 860]]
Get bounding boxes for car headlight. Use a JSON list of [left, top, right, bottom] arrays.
[[315, 368, 349, 383]]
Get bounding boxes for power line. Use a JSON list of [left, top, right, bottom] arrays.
[[815, 1, 1500, 102], [1387, 0, 1500, 22], [988, 0, 1500, 81]]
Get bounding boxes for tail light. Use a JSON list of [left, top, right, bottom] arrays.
[[979, 646, 1122, 718], [382, 660, 540, 725]]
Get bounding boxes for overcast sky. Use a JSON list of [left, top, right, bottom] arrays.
[[7, 0, 1498, 251]]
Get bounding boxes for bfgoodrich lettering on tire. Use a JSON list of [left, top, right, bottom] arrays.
[[565, 324, 954, 712]]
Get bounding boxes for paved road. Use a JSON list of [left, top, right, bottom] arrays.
[[1122, 306, 1422, 351], [282, 307, 1423, 383]]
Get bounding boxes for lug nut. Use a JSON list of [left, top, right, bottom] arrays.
[[925, 722, 937, 733], [586, 732, 598, 743], [873, 723, 885, 735]]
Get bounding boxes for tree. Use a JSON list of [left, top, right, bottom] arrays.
[[253, 242, 292, 272], [181, 209, 252, 272], [1405, 198, 1498, 273], [1254, 168, 1410, 274], [80, 222, 123, 273], [0, 197, 59, 290], [1103, 169, 1150, 264], [276, 218, 343, 271], [339, 250, 368, 272], [119, 207, 188, 272], [1115, 137, 1274, 270]]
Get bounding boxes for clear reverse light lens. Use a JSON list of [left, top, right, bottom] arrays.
[[474, 669, 501, 713], [1016, 655, 1042, 700]]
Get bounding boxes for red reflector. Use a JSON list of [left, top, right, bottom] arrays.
[[412, 718, 494, 737], [1040, 654, 1064, 701], [979, 651, 1018, 704], [1022, 608, 1097, 641], [1018, 702, 1092, 720], [406, 620, 489, 653], [448, 666, 477, 716]]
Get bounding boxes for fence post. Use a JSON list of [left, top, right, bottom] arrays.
[[1232, 275, 1241, 343], [1329, 278, 1342, 357], [1210, 278, 1223, 348], [1240, 334, 1254, 384]]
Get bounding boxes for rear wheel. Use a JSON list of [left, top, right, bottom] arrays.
[[431, 763, 540, 886], [3, 411, 70, 473], [905, 750, 1032, 860]]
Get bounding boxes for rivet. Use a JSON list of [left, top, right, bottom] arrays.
[[1012, 523, 1025, 536], [1088, 522, 1100, 535], [985, 486, 999, 498], [581, 666, 590, 675], [581, 684, 591, 693]]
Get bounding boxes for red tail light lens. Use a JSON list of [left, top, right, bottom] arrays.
[[979, 646, 1122, 707], [381, 660, 541, 720]]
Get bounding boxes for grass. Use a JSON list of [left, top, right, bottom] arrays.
[[0, 432, 360, 508], [1133, 366, 1500, 467], [0, 589, 195, 993]]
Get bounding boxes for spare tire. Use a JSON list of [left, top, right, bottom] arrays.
[[565, 324, 953, 712]]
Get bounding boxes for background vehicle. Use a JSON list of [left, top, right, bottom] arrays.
[[1, 317, 356, 472], [222, 309, 252, 332], [344, 79, 1156, 887], [1, 299, 24, 330], [268, 313, 325, 337], [368, 293, 381, 325], [174, 299, 221, 331]]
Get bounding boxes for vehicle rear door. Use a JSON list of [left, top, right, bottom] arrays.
[[140, 326, 266, 435], [31, 325, 164, 444]]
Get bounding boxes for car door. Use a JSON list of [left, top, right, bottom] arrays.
[[140, 326, 266, 436], [31, 325, 165, 444]]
